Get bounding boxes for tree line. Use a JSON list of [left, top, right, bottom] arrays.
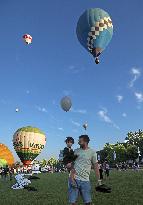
[[97, 129, 143, 163]]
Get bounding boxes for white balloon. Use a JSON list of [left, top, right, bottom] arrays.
[[16, 108, 19, 112]]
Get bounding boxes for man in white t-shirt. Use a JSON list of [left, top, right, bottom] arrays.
[[68, 135, 100, 205]]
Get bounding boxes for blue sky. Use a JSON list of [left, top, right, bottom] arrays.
[[0, 0, 143, 161]]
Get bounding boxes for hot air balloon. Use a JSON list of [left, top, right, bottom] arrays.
[[76, 8, 113, 64], [13, 126, 46, 166], [83, 123, 88, 130], [0, 143, 14, 166], [0, 159, 7, 167], [61, 96, 72, 112], [16, 108, 19, 112], [23, 34, 32, 44]]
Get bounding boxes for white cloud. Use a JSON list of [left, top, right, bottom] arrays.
[[129, 67, 141, 88], [52, 100, 56, 105], [71, 120, 81, 127], [58, 127, 64, 131], [122, 113, 127, 117], [134, 92, 143, 103], [63, 90, 72, 96], [71, 108, 87, 114], [26, 90, 30, 94], [116, 95, 123, 103], [137, 105, 141, 110], [72, 129, 78, 133], [69, 65, 79, 74], [98, 108, 120, 130], [68, 65, 85, 74], [0, 99, 7, 104], [132, 68, 140, 75], [69, 65, 75, 70], [35, 105, 48, 113], [98, 110, 112, 123]]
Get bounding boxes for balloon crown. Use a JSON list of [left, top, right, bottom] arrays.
[[14, 126, 45, 135]]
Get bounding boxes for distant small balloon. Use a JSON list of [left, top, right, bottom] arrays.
[[83, 123, 88, 130], [16, 108, 19, 112], [23, 34, 32, 45], [60, 96, 72, 112]]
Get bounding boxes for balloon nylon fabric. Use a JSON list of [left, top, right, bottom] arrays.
[[61, 96, 72, 112], [76, 8, 113, 55], [13, 127, 46, 165]]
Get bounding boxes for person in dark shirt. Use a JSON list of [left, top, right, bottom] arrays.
[[98, 162, 103, 180], [9, 168, 13, 181], [104, 161, 110, 178], [3, 165, 9, 180], [63, 137, 78, 187]]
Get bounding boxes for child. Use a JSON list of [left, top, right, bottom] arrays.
[[63, 137, 78, 187]]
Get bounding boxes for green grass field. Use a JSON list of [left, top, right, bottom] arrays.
[[0, 170, 143, 205]]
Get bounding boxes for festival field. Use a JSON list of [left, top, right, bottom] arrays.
[[0, 170, 143, 205]]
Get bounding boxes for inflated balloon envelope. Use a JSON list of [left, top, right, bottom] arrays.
[[0, 143, 14, 166], [60, 96, 72, 112], [13, 126, 46, 166], [23, 34, 32, 45], [83, 123, 88, 130], [76, 8, 113, 64]]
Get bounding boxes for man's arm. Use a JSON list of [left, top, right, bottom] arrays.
[[93, 162, 100, 180], [93, 163, 102, 185], [91, 151, 101, 184]]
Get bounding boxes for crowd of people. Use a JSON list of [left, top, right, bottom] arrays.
[[0, 164, 68, 182], [0, 165, 13, 181], [115, 162, 140, 171], [0, 161, 140, 184], [0, 134, 142, 205], [98, 161, 110, 180]]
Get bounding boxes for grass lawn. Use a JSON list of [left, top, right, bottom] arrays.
[[0, 170, 143, 205]]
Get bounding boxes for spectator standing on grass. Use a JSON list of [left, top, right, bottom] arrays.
[[9, 168, 13, 181], [121, 162, 125, 171], [133, 162, 137, 171], [135, 162, 139, 171], [14, 168, 17, 174], [104, 161, 110, 178], [124, 162, 128, 171], [119, 162, 122, 171], [0, 167, 2, 179], [98, 162, 103, 180], [3, 165, 9, 181], [68, 135, 100, 205], [116, 163, 119, 171]]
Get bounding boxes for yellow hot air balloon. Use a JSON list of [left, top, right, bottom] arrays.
[[0, 144, 14, 166], [13, 126, 46, 166], [0, 159, 7, 167]]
